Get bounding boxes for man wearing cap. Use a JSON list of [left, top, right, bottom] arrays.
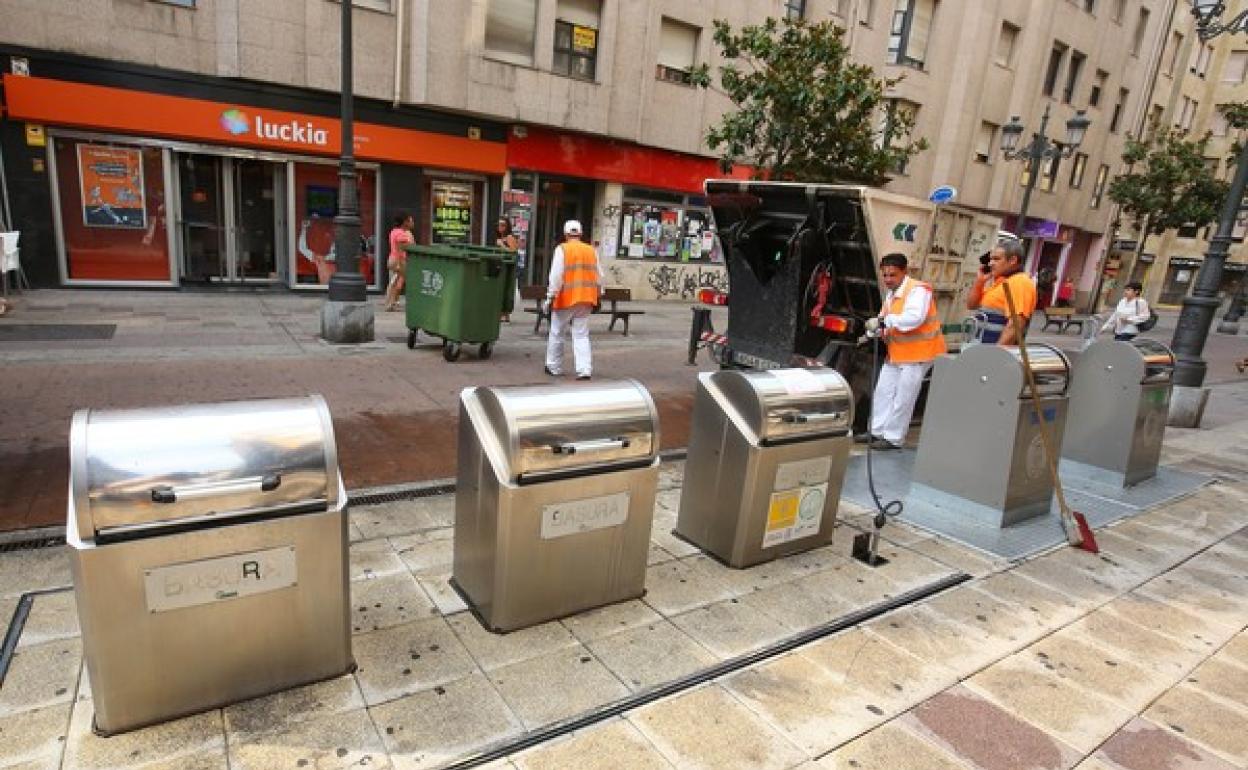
[[543, 220, 601, 380]]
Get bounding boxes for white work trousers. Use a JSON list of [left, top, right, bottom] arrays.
[[869, 361, 930, 445], [546, 303, 593, 376]]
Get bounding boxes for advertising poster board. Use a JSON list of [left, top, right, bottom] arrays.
[[431, 181, 473, 244], [77, 144, 146, 228]]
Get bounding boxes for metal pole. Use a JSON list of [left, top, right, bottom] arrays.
[[1014, 105, 1050, 250], [1170, 141, 1248, 386], [327, 0, 365, 303]]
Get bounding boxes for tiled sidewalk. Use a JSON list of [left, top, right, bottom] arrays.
[[1, 464, 1244, 769]]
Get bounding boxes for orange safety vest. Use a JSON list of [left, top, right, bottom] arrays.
[[886, 278, 946, 364], [553, 240, 601, 310]]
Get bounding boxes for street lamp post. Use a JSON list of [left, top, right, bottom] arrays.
[[321, 0, 375, 343], [1163, 0, 1248, 424], [999, 105, 1091, 257]]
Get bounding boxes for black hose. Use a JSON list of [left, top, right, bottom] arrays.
[[863, 336, 904, 529]]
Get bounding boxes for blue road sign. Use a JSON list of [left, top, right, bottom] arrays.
[[929, 185, 957, 205]]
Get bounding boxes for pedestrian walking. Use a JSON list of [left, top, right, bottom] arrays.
[[966, 238, 1037, 345], [383, 213, 414, 311], [1100, 281, 1151, 341], [857, 253, 947, 450], [543, 220, 600, 380]]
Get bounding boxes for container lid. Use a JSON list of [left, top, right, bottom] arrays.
[[709, 368, 853, 442], [1129, 338, 1176, 383], [472, 380, 659, 481], [69, 396, 339, 539]]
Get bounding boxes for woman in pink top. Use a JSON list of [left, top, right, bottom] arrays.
[[384, 213, 414, 311]]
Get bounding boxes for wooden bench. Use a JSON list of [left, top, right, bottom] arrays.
[[1039, 306, 1092, 334], [520, 285, 646, 335]]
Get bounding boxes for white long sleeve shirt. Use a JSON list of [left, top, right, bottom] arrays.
[[1102, 296, 1151, 335], [881, 276, 934, 333], [545, 240, 601, 299]]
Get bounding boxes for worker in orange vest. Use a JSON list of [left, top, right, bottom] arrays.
[[858, 252, 947, 450], [543, 220, 602, 380]]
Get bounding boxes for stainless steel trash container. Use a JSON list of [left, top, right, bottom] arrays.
[[67, 396, 352, 736], [453, 380, 660, 632], [912, 344, 1071, 527], [1061, 338, 1175, 486], [675, 368, 854, 568]]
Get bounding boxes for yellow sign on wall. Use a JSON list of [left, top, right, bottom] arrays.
[[25, 123, 46, 147], [573, 25, 597, 53]]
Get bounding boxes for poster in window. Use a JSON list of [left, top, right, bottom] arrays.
[[77, 145, 146, 229], [642, 219, 661, 257], [501, 188, 532, 268], [659, 210, 680, 258], [431, 181, 473, 244], [573, 25, 597, 54]]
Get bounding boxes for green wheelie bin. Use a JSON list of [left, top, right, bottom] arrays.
[[403, 243, 515, 361]]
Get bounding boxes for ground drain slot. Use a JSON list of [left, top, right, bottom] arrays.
[[0, 324, 116, 341], [0, 586, 73, 689]]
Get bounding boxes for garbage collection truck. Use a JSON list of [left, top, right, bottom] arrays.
[[703, 180, 941, 433]]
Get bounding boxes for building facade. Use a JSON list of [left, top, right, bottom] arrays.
[[0, 0, 1172, 303]]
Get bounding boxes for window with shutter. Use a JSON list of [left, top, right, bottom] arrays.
[[485, 0, 538, 63], [657, 17, 699, 85]]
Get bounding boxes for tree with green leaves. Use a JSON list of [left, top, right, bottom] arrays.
[[1108, 122, 1228, 240], [692, 17, 927, 184]]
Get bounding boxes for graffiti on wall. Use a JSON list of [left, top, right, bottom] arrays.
[[646, 264, 730, 299]]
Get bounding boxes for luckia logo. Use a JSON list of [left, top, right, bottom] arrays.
[[219, 109, 250, 136]]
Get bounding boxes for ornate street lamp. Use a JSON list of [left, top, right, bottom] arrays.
[[1161, 0, 1248, 424], [1000, 105, 1091, 252], [321, 0, 374, 343]]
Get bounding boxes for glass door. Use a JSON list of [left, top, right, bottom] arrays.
[[232, 158, 283, 282], [176, 152, 284, 284], [178, 153, 227, 283]]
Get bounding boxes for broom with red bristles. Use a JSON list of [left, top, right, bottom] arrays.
[[1003, 282, 1098, 553]]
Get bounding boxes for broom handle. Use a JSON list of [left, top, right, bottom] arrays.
[[1002, 281, 1082, 546]]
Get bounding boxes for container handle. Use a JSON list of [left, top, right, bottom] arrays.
[[151, 473, 283, 504], [782, 411, 843, 424], [552, 438, 631, 455]]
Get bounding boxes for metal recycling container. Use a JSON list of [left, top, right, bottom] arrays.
[[912, 344, 1072, 527], [675, 368, 854, 568], [453, 380, 660, 632], [404, 243, 515, 361], [1061, 338, 1175, 486], [66, 396, 352, 736]]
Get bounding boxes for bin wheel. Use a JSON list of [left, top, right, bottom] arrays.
[[478, 341, 494, 360], [443, 341, 462, 362], [406, 329, 418, 349]]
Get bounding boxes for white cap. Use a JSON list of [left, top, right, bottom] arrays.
[[564, 219, 582, 235]]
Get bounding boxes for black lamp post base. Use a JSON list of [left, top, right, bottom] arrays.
[[321, 299, 375, 344], [1167, 385, 1211, 429]]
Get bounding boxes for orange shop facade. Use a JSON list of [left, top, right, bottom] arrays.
[[0, 50, 508, 290]]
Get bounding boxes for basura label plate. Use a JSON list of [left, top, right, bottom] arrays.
[[541, 492, 630, 539], [144, 546, 297, 612]]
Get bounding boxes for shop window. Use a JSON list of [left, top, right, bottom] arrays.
[[617, 193, 715, 263], [887, 0, 936, 69], [1042, 42, 1068, 98], [1223, 51, 1248, 84], [1091, 164, 1109, 208], [1089, 69, 1107, 107], [553, 0, 601, 81], [485, 0, 538, 64], [785, 0, 806, 20], [419, 177, 485, 248], [293, 163, 377, 287], [995, 22, 1019, 68], [974, 121, 997, 163], [657, 17, 699, 85], [1069, 152, 1088, 188], [1131, 7, 1149, 57], [53, 139, 171, 282], [1063, 50, 1085, 104]]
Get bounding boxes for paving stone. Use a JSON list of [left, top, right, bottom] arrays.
[[680, 554, 776, 597], [0, 703, 70, 769], [371, 672, 523, 770], [349, 537, 408, 582], [417, 575, 469, 616], [1167, 562, 1248, 605], [1064, 610, 1207, 678], [1183, 656, 1248, 710], [389, 526, 454, 549], [649, 526, 702, 558], [1135, 572, 1246, 634], [1021, 632, 1174, 711], [350, 500, 438, 540], [63, 696, 224, 769], [1142, 685, 1248, 766], [223, 673, 363, 738], [739, 575, 861, 633], [629, 684, 806, 770], [1219, 632, 1248, 668], [1106, 519, 1206, 556], [924, 585, 1048, 651], [586, 620, 715, 692], [0, 638, 82, 717], [1099, 592, 1232, 654], [16, 590, 80, 648], [818, 721, 973, 770], [561, 599, 663, 644], [1038, 544, 1163, 593], [228, 706, 390, 770], [857, 542, 961, 591], [1198, 540, 1248, 576], [394, 536, 455, 578], [965, 654, 1135, 753], [0, 547, 70, 599], [1011, 554, 1124, 608], [902, 686, 1083, 770], [1090, 717, 1240, 770], [511, 718, 675, 770], [874, 520, 933, 547], [861, 605, 1000, 678], [350, 571, 439, 633], [647, 543, 676, 566], [668, 597, 790, 659], [1090, 530, 1186, 573], [905, 536, 1006, 576], [352, 616, 479, 705], [972, 570, 1086, 630], [124, 750, 229, 770], [800, 627, 957, 710], [488, 645, 629, 730], [799, 557, 906, 607], [641, 559, 737, 617], [446, 612, 579, 672]]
